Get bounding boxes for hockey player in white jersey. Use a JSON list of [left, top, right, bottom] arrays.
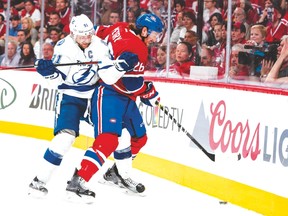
[[28, 14, 121, 199]]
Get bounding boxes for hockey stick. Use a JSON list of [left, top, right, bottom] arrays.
[[0, 61, 103, 70], [156, 101, 241, 162], [155, 101, 216, 162]]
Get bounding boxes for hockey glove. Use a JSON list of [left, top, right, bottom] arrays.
[[140, 81, 160, 107], [35, 59, 58, 78], [115, 52, 139, 72]]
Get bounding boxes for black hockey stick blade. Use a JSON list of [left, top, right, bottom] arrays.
[[186, 132, 215, 161], [156, 101, 215, 162]]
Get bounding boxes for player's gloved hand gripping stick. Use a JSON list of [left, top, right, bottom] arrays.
[[114, 52, 139, 72], [36, 59, 60, 78], [140, 81, 160, 107]]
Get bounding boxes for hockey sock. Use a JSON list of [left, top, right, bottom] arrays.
[[78, 133, 118, 181]]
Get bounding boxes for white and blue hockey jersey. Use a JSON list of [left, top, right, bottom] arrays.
[[49, 35, 112, 99]]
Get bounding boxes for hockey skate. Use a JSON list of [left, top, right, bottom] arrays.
[[28, 176, 48, 198], [66, 168, 95, 204], [103, 163, 145, 194]]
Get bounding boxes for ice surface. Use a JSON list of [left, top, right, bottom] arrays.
[[0, 133, 261, 216]]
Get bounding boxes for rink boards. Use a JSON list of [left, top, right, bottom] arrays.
[[1, 70, 288, 215]]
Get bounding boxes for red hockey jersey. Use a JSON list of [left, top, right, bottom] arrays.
[[95, 22, 149, 100]]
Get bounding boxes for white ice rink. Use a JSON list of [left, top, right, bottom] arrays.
[[0, 133, 261, 216]]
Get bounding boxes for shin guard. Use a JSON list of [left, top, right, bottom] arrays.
[[78, 133, 118, 181]]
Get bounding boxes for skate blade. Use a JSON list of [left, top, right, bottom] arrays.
[[98, 177, 124, 188], [123, 189, 146, 197], [65, 191, 95, 204], [98, 178, 146, 197], [27, 187, 48, 199]]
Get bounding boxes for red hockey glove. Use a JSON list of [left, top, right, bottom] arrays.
[[140, 81, 160, 107]]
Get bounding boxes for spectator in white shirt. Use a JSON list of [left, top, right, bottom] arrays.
[[0, 40, 21, 67], [20, 0, 41, 29]]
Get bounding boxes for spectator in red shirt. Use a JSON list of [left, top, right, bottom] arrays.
[[55, 0, 71, 26], [231, 22, 247, 45], [238, 0, 260, 25], [1, 0, 19, 20], [20, 0, 41, 29], [38, 0, 56, 25], [265, 2, 288, 43], [233, 6, 250, 39], [171, 41, 195, 77], [209, 22, 226, 77], [0, 14, 6, 40], [229, 43, 251, 80]]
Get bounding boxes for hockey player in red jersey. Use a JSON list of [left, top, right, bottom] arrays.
[[66, 13, 164, 200]]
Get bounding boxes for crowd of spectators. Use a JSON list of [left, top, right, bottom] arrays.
[[0, 0, 288, 85], [0, 0, 71, 66]]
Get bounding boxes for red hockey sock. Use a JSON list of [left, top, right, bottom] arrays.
[[78, 133, 119, 182], [131, 134, 147, 155]]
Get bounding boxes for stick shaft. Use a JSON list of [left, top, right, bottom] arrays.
[[0, 61, 103, 70], [156, 101, 215, 162]]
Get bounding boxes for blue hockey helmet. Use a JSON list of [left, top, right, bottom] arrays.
[[135, 13, 164, 35]]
